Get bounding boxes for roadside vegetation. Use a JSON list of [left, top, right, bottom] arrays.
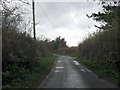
[[77, 57, 118, 86], [59, 1, 120, 87], [3, 55, 57, 88], [58, 47, 78, 57], [2, 0, 120, 88], [77, 1, 120, 87], [2, 0, 66, 88]]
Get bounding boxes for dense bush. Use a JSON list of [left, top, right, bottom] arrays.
[[1, 0, 54, 86], [2, 2, 67, 87], [2, 26, 35, 85], [78, 1, 120, 86]]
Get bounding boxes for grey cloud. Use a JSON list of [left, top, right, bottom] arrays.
[[36, 2, 102, 29], [34, 2, 102, 46]]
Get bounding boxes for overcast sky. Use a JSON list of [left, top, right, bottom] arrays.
[[25, 1, 103, 47]]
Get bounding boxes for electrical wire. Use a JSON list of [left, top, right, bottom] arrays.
[[39, 4, 54, 28]]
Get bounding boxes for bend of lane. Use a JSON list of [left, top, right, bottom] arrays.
[[39, 56, 116, 88]]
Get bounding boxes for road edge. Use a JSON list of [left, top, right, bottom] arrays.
[[38, 55, 59, 88]]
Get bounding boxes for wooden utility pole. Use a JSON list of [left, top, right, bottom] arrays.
[[32, 0, 36, 40]]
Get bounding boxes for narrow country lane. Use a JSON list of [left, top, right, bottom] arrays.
[[39, 56, 116, 88]]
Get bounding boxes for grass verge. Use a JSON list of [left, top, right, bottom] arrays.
[[3, 54, 57, 88], [76, 57, 118, 86]]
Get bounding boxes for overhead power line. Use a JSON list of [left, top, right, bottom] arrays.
[[39, 4, 54, 28]]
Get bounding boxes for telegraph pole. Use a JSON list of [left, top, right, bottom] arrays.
[[32, 0, 36, 40]]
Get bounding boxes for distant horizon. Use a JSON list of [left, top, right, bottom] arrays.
[[23, 1, 103, 47]]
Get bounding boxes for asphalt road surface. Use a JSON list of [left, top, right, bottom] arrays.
[[39, 56, 116, 88]]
